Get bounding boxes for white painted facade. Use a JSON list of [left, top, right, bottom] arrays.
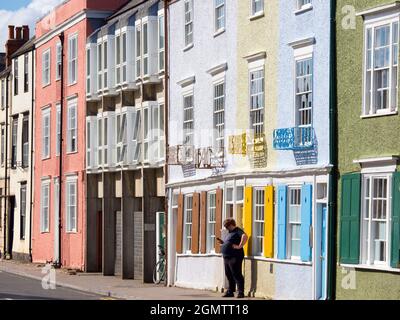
[[167, 0, 238, 291]]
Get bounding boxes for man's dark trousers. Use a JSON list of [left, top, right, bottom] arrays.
[[224, 256, 244, 294]]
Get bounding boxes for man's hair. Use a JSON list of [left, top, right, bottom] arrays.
[[223, 218, 236, 228]]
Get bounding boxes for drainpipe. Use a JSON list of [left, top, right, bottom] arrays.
[[55, 32, 65, 269], [3, 73, 10, 257], [28, 48, 35, 262], [163, 0, 169, 286], [327, 0, 337, 300]]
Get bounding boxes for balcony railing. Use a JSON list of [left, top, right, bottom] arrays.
[[273, 126, 314, 151]]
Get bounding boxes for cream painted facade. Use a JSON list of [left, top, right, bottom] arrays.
[[9, 41, 35, 261]]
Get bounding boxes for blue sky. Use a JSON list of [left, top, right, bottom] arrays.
[[0, 0, 63, 48], [0, 0, 31, 11]]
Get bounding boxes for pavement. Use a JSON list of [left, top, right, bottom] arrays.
[[0, 259, 244, 300]]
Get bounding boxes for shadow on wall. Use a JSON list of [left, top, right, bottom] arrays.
[[293, 134, 318, 166]]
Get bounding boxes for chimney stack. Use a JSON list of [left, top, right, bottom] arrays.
[[5, 25, 30, 67], [8, 26, 15, 40], [15, 27, 22, 40], [22, 26, 29, 41]]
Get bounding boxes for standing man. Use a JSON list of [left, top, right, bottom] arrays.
[[217, 218, 248, 298]]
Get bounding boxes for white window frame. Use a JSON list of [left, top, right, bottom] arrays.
[[66, 175, 78, 233], [296, 0, 312, 12], [253, 187, 265, 256], [207, 191, 217, 253], [213, 80, 225, 155], [135, 21, 142, 79], [158, 11, 165, 73], [183, 194, 193, 253], [103, 39, 108, 90], [42, 49, 51, 87], [249, 66, 265, 135], [116, 111, 128, 165], [67, 98, 77, 153], [362, 16, 399, 116], [97, 115, 103, 167], [360, 173, 392, 267], [132, 108, 142, 164], [183, 92, 194, 147], [56, 103, 61, 156], [142, 18, 149, 78], [42, 107, 51, 159], [214, 0, 225, 33], [68, 34, 78, 85], [40, 179, 50, 233], [97, 41, 103, 92], [184, 0, 194, 48], [56, 42, 62, 81], [287, 186, 302, 260], [86, 47, 91, 94], [251, 0, 264, 17], [295, 56, 313, 127]]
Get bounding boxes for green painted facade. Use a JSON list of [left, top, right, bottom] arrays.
[[336, 0, 400, 299]]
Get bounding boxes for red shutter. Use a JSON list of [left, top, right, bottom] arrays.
[[192, 193, 200, 254], [176, 193, 184, 254], [200, 191, 207, 254], [215, 188, 223, 253]]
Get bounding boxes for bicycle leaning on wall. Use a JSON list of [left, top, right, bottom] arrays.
[[153, 245, 166, 284]]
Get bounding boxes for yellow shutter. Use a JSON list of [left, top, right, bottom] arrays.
[[243, 186, 253, 256], [264, 186, 274, 258]]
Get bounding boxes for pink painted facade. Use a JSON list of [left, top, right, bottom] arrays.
[[32, 0, 129, 270]]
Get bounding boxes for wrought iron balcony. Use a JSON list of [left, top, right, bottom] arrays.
[[273, 126, 315, 151]]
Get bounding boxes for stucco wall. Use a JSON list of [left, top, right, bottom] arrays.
[[274, 263, 313, 300], [175, 256, 224, 291], [335, 0, 400, 299], [243, 259, 275, 299], [236, 0, 279, 172], [336, 266, 400, 299], [276, 0, 331, 170], [168, 0, 238, 185]]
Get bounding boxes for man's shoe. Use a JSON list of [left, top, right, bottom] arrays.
[[236, 292, 245, 299], [222, 292, 234, 298]]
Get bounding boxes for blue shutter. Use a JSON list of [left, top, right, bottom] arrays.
[[301, 184, 313, 262], [277, 185, 287, 260]]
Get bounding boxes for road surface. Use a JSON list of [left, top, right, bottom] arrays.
[[0, 270, 109, 300]]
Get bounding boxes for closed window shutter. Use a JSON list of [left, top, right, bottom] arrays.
[[200, 191, 207, 254], [339, 173, 361, 264], [277, 185, 287, 260], [191, 193, 200, 254], [176, 193, 184, 254], [243, 186, 253, 256], [300, 184, 313, 262], [391, 172, 400, 268], [264, 186, 274, 258], [215, 188, 223, 253]]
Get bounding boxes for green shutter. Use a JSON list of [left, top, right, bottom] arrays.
[[339, 173, 361, 264], [391, 172, 400, 268]]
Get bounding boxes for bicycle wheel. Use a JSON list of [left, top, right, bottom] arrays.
[[153, 259, 165, 284]]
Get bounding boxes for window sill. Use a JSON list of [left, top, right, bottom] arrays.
[[183, 43, 194, 52], [55, 78, 61, 82], [249, 12, 265, 21], [213, 28, 226, 38], [42, 156, 51, 161], [42, 83, 51, 89], [177, 253, 222, 258], [40, 231, 50, 234], [294, 5, 313, 15], [361, 111, 398, 119], [245, 256, 313, 266], [339, 263, 400, 273], [66, 231, 78, 234], [66, 150, 78, 155]]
